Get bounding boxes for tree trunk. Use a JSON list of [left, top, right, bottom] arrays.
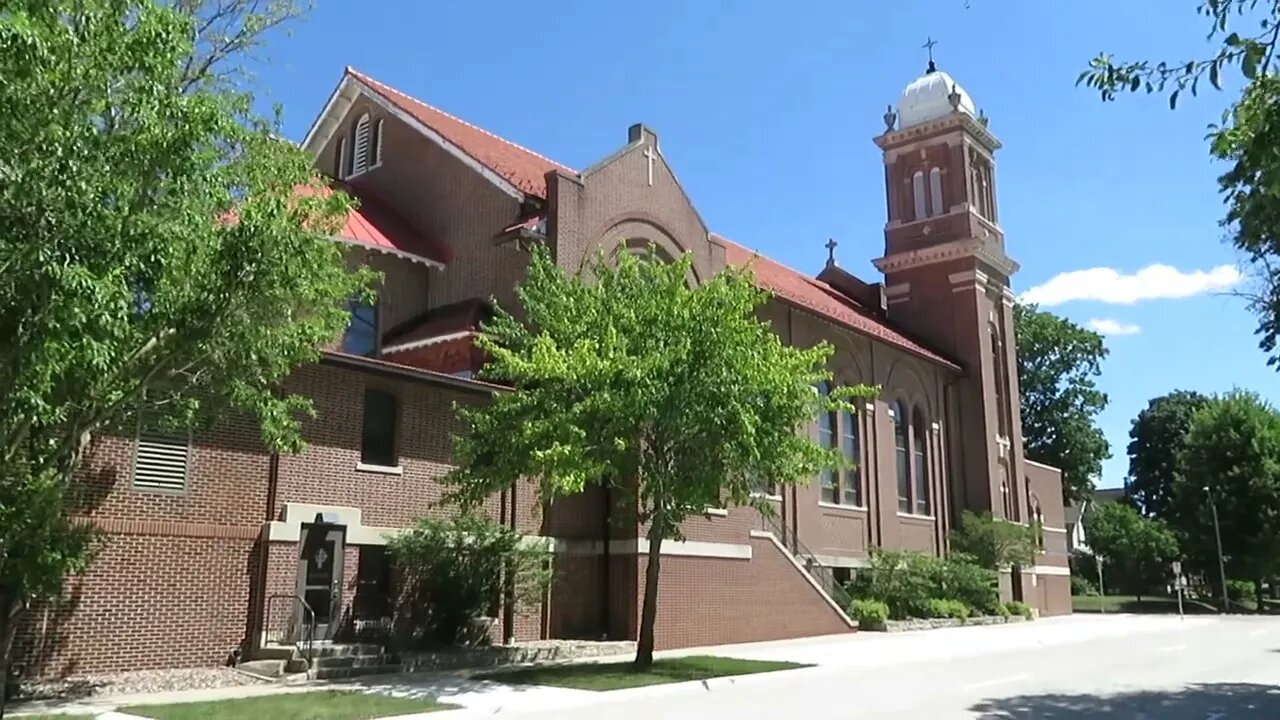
[[0, 595, 21, 720], [1256, 578, 1266, 615], [634, 522, 663, 669]]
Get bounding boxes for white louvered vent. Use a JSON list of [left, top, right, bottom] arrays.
[[374, 118, 384, 166], [133, 430, 189, 492], [351, 114, 371, 176]]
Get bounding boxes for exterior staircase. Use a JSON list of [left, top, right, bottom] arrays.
[[239, 642, 400, 681], [757, 511, 855, 615]]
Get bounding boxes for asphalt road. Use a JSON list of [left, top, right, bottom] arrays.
[[482, 615, 1280, 719]]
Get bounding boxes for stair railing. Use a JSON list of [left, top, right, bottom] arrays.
[[758, 511, 853, 611], [264, 594, 316, 671]]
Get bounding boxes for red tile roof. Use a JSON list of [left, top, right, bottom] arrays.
[[719, 237, 957, 368], [342, 69, 957, 370], [383, 300, 487, 353], [347, 67, 569, 197]]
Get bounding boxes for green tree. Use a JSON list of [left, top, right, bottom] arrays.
[[1175, 390, 1280, 610], [0, 1, 365, 710], [948, 510, 1040, 570], [445, 246, 875, 667], [1126, 391, 1210, 519], [1080, 2, 1280, 369], [1083, 502, 1180, 602], [1013, 303, 1111, 504]]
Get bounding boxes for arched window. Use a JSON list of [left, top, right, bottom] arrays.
[[911, 171, 927, 221], [929, 167, 944, 217], [893, 399, 910, 512], [840, 409, 861, 506], [999, 464, 1012, 519], [817, 382, 837, 503], [351, 113, 372, 176], [373, 118, 384, 167], [912, 409, 931, 515], [991, 323, 1010, 437], [334, 137, 346, 179]]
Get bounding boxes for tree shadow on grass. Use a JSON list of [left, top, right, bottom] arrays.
[[969, 682, 1280, 718]]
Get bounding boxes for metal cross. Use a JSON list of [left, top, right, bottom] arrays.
[[643, 145, 657, 186], [923, 36, 938, 63], [825, 238, 838, 266]]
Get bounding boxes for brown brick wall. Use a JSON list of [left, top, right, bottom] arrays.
[[637, 537, 851, 650]]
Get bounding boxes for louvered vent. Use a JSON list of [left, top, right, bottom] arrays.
[[351, 114, 371, 175], [133, 430, 189, 492]]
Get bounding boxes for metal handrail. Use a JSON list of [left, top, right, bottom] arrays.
[[264, 594, 317, 672], [758, 511, 854, 611]]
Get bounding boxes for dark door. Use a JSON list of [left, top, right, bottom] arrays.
[[297, 524, 345, 641]]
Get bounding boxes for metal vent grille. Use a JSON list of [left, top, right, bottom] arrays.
[[133, 430, 189, 492]]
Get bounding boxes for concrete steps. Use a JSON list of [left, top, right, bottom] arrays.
[[241, 643, 396, 681]]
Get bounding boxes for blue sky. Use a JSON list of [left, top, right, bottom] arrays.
[[255, 0, 1272, 489]]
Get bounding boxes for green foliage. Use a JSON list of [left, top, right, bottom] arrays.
[[847, 598, 889, 629], [924, 598, 971, 621], [1005, 601, 1034, 620], [1071, 574, 1099, 597], [0, 0, 360, 705], [1084, 502, 1180, 598], [446, 244, 876, 665], [387, 514, 551, 648], [1013, 304, 1111, 504], [1175, 391, 1280, 589], [846, 549, 998, 620], [1226, 579, 1255, 602], [1079, 3, 1280, 369], [949, 511, 1040, 570], [992, 601, 1012, 618], [1127, 391, 1211, 519]]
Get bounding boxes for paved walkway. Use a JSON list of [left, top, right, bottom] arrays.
[[9, 614, 1220, 718]]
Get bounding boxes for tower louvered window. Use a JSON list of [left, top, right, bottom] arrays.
[[351, 114, 372, 176], [133, 411, 190, 492]]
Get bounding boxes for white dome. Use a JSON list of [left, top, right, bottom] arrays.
[[897, 68, 976, 128]]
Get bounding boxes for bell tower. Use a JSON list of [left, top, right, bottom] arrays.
[[871, 54, 1027, 524]]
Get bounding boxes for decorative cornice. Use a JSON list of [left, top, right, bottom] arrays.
[[874, 237, 1019, 278], [875, 112, 1002, 154]]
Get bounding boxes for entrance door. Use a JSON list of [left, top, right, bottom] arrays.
[[297, 524, 345, 641]]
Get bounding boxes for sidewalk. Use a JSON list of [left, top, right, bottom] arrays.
[[9, 614, 1212, 719]]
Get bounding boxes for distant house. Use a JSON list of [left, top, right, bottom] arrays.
[[1065, 487, 1126, 553]]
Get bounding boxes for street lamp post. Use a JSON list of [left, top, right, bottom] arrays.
[[1204, 485, 1230, 613]]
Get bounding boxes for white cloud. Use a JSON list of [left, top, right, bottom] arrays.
[[1020, 264, 1243, 306], [1085, 318, 1142, 336]]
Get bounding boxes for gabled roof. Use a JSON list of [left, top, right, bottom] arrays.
[[336, 69, 957, 370], [719, 238, 957, 369], [347, 68, 569, 198]]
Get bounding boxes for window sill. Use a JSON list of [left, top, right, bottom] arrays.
[[356, 462, 404, 476], [750, 492, 783, 502], [896, 511, 936, 521], [703, 507, 729, 518], [819, 502, 868, 513]]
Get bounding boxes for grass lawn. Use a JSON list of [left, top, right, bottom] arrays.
[[120, 690, 457, 720], [1072, 594, 1220, 614], [478, 655, 808, 691]]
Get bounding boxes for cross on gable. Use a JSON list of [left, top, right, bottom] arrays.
[[643, 145, 657, 187]]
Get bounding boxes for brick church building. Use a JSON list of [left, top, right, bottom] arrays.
[[15, 59, 1070, 678]]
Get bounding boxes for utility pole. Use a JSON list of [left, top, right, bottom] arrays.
[[1096, 554, 1106, 614], [1204, 485, 1230, 614]]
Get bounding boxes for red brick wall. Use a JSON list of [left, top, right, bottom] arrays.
[[14, 534, 257, 677]]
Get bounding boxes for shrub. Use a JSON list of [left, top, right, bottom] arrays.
[[1226, 579, 1254, 603], [1071, 574, 1098, 597], [993, 601, 1012, 618], [1005, 601, 1033, 619], [924, 598, 971, 621], [846, 549, 998, 619], [388, 514, 551, 648], [849, 598, 889, 629], [949, 511, 1039, 570]]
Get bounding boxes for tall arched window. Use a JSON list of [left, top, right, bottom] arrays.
[[999, 465, 1012, 519], [351, 113, 372, 176], [334, 137, 346, 179], [928, 167, 944, 217], [840, 409, 861, 506], [912, 409, 931, 515], [817, 382, 837, 503], [911, 171, 927, 221], [893, 399, 910, 512], [991, 323, 1010, 437]]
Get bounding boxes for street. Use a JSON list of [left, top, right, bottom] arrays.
[[419, 614, 1280, 719]]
